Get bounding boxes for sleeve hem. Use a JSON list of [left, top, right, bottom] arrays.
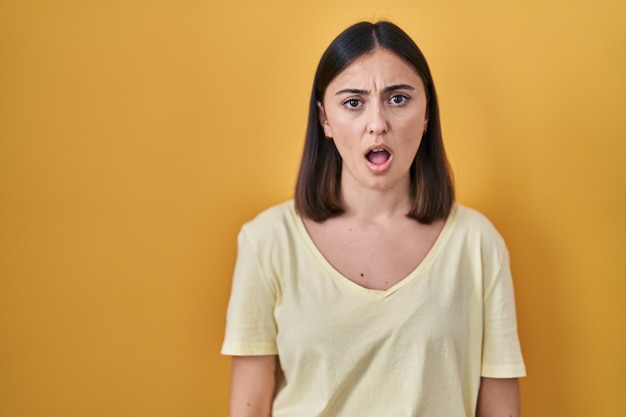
[[221, 343, 278, 356], [481, 363, 527, 378]]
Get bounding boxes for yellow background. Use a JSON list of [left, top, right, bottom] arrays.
[[1, 0, 624, 416]]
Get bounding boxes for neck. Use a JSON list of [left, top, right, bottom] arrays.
[[339, 175, 412, 222]]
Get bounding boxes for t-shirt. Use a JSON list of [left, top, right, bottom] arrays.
[[221, 201, 526, 417]]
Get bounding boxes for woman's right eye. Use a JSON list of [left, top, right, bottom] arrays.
[[342, 98, 362, 109]]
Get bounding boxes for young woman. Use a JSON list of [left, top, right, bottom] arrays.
[[222, 21, 526, 417]]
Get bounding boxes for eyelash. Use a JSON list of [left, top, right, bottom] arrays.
[[389, 94, 410, 105], [341, 98, 363, 109], [341, 94, 411, 109]]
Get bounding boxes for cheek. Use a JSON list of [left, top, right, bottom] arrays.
[[328, 113, 358, 133], [395, 116, 426, 140], [327, 118, 360, 151], [332, 139, 358, 162]]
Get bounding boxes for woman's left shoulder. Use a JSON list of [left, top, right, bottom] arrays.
[[451, 204, 506, 244]]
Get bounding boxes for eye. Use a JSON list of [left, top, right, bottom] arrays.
[[342, 98, 363, 109], [389, 94, 409, 105]]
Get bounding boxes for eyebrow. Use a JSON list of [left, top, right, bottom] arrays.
[[334, 84, 416, 95]]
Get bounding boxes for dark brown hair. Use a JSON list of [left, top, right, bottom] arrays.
[[295, 21, 454, 224]]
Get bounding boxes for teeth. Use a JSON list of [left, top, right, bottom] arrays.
[[372, 148, 384, 152]]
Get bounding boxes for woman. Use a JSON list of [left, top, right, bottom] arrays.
[[222, 21, 525, 417]]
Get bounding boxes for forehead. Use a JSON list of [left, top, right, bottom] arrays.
[[330, 48, 424, 88]]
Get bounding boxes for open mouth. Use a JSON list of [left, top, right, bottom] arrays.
[[366, 148, 391, 165]]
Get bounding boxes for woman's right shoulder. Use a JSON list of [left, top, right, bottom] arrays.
[[240, 200, 298, 239]]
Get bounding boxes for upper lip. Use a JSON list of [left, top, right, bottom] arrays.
[[364, 143, 392, 156]]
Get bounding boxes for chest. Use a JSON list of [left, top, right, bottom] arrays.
[[273, 246, 480, 369], [303, 217, 444, 290]]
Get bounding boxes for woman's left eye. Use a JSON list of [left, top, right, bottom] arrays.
[[389, 95, 409, 105]]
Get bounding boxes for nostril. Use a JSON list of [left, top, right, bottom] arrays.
[[369, 126, 388, 134]]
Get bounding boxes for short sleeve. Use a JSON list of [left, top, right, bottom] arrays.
[[221, 227, 278, 356], [481, 244, 526, 378]]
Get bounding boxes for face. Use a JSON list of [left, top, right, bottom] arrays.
[[318, 47, 428, 194]]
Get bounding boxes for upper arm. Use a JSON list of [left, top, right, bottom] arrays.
[[476, 377, 520, 417], [229, 355, 278, 417]]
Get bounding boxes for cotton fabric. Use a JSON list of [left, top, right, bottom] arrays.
[[222, 201, 525, 417]]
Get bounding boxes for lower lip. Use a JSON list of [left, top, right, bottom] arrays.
[[366, 155, 392, 173]]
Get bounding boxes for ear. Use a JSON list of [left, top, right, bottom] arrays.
[[317, 101, 333, 139]]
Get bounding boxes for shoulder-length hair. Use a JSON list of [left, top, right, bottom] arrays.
[[295, 21, 455, 224]]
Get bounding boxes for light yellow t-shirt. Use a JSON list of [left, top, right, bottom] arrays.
[[222, 201, 525, 417]]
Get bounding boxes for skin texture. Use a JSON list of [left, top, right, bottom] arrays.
[[228, 47, 521, 416], [318, 47, 428, 195], [229, 355, 276, 417], [309, 47, 440, 291], [476, 377, 521, 417]]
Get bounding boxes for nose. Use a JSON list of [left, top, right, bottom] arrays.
[[366, 102, 388, 135]]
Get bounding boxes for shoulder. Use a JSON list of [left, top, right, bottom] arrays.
[[453, 204, 501, 235], [236, 201, 303, 278], [450, 204, 507, 250], [240, 200, 299, 241], [447, 205, 512, 280]]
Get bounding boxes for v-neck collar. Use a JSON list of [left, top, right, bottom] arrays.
[[290, 201, 458, 298]]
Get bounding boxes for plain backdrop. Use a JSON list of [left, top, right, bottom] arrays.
[[1, 0, 625, 416]]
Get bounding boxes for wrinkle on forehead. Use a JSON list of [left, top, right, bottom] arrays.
[[330, 47, 424, 94]]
